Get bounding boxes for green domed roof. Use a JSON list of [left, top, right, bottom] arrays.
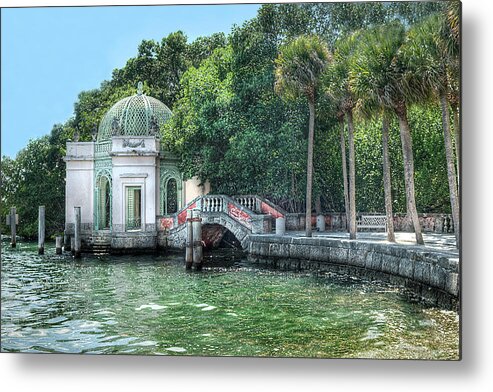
[[97, 83, 172, 142]]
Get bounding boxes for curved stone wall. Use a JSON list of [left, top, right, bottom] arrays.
[[247, 234, 459, 309]]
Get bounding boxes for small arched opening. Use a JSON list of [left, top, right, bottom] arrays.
[[160, 173, 182, 215], [96, 174, 112, 230], [166, 178, 178, 214]]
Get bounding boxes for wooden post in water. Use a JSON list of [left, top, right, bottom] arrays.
[[38, 206, 45, 255], [185, 209, 193, 270], [192, 209, 203, 271], [9, 207, 17, 248], [74, 206, 81, 259], [64, 233, 71, 252], [55, 236, 63, 255]]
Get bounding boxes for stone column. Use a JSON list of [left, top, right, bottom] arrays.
[[38, 206, 45, 255]]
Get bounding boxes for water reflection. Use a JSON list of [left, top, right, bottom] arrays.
[[1, 241, 459, 359]]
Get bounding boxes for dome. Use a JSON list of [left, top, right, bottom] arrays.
[[97, 82, 172, 142]]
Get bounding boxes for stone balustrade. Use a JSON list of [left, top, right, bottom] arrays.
[[202, 196, 225, 213]]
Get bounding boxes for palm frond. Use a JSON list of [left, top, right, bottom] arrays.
[[275, 35, 331, 101]]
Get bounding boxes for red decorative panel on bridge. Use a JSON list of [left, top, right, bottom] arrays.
[[260, 201, 284, 219], [178, 202, 196, 225], [228, 203, 252, 228], [160, 217, 174, 230]]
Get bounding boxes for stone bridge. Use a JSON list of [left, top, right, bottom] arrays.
[[158, 195, 286, 250]]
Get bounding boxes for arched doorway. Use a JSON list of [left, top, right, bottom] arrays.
[[96, 174, 112, 230]]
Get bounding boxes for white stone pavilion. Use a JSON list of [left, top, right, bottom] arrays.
[[64, 82, 209, 252]]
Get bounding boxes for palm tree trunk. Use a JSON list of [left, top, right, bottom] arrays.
[[339, 119, 350, 232], [440, 94, 460, 248], [395, 105, 424, 245], [382, 114, 395, 242], [452, 105, 460, 189], [305, 98, 315, 237], [347, 110, 357, 240]]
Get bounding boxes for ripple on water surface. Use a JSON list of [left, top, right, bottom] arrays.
[[1, 242, 459, 359]]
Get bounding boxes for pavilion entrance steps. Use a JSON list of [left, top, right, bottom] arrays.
[[87, 233, 111, 255]]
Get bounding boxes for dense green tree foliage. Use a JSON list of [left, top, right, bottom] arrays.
[[1, 1, 459, 240], [1, 125, 68, 238]]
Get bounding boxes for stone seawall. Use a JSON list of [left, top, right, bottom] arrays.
[[247, 235, 459, 309]]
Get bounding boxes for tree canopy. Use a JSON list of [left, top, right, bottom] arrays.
[[1, 1, 459, 239]]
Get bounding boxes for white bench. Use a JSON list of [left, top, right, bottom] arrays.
[[357, 215, 387, 232]]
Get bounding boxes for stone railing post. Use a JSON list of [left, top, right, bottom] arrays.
[[276, 217, 286, 236]]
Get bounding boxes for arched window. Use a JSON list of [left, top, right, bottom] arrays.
[[96, 174, 111, 230], [166, 178, 178, 214], [160, 170, 182, 215]]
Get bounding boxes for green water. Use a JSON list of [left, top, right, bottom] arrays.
[[1, 241, 459, 359]]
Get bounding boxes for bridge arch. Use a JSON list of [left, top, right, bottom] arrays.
[[161, 195, 286, 251], [201, 223, 242, 249]]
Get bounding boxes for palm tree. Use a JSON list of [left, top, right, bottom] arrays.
[[351, 95, 397, 243], [401, 12, 460, 247], [323, 33, 360, 240], [275, 35, 331, 237], [446, 1, 461, 188], [346, 33, 396, 243], [337, 112, 350, 232], [350, 22, 424, 245]]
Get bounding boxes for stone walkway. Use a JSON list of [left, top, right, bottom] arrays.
[[279, 231, 459, 257]]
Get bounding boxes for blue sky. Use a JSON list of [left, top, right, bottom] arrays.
[[1, 4, 260, 157]]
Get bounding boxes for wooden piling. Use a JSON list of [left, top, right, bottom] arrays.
[[74, 206, 81, 259], [64, 233, 71, 251], [185, 209, 193, 270], [38, 206, 45, 255], [55, 236, 63, 255], [192, 209, 203, 270], [10, 207, 17, 248]]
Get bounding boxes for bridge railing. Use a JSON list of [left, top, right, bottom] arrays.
[[202, 195, 225, 213], [158, 194, 263, 232], [233, 195, 287, 219]]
